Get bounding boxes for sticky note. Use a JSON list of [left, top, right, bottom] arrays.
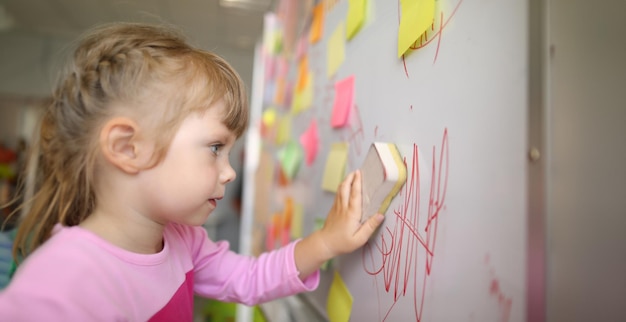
[[310, 2, 325, 44], [276, 57, 289, 79], [261, 107, 277, 139], [360, 143, 407, 221], [262, 108, 277, 126], [299, 119, 319, 165], [291, 72, 314, 114], [346, 0, 366, 40], [397, 0, 436, 57], [297, 56, 309, 92], [327, 271, 353, 322], [274, 77, 286, 106], [277, 140, 303, 180], [322, 142, 349, 192], [331, 75, 355, 128], [296, 34, 309, 60], [264, 54, 276, 82], [283, 82, 294, 110], [275, 115, 291, 145], [327, 22, 346, 78], [283, 197, 294, 230], [290, 202, 304, 239]]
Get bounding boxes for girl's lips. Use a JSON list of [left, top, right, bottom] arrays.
[[208, 197, 222, 207]]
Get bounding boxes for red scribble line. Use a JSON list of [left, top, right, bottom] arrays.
[[362, 129, 449, 321], [410, 0, 463, 50], [490, 278, 513, 322], [340, 104, 365, 157], [433, 11, 444, 63]]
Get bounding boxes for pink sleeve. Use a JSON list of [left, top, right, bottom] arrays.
[[182, 226, 320, 305]]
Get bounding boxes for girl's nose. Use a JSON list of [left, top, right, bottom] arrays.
[[221, 161, 237, 184]]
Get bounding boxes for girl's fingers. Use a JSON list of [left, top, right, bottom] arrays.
[[355, 214, 384, 244], [339, 171, 355, 207], [347, 170, 361, 210]]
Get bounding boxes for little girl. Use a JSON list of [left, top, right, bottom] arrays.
[[0, 22, 384, 321]]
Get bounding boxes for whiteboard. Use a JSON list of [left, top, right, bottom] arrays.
[[244, 0, 529, 321]]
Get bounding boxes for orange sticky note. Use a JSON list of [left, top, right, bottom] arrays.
[[331, 75, 355, 128], [397, 0, 435, 57], [327, 271, 353, 322], [297, 56, 309, 92], [310, 2, 325, 44], [322, 142, 349, 192], [346, 0, 366, 40], [274, 77, 286, 106], [327, 21, 346, 78]]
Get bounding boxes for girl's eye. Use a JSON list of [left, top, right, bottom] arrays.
[[210, 144, 224, 156]]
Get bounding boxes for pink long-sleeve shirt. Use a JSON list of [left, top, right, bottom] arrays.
[[0, 223, 319, 321]]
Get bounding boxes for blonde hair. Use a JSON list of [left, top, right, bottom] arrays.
[[11, 22, 249, 261]]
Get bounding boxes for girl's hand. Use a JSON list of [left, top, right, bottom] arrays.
[[318, 170, 384, 258], [294, 170, 384, 279]]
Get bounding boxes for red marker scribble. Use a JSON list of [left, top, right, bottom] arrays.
[[362, 128, 449, 321], [338, 103, 366, 161], [490, 279, 513, 322], [401, 0, 465, 77], [486, 254, 513, 322]]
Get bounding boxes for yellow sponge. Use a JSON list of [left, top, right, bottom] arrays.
[[359, 142, 407, 222]]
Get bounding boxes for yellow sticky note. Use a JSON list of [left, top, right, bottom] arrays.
[[322, 142, 349, 192], [290, 202, 304, 239], [275, 115, 291, 145], [397, 0, 435, 57], [327, 271, 353, 322], [310, 2, 325, 44], [262, 108, 277, 127], [327, 22, 346, 78], [346, 0, 366, 40], [292, 72, 314, 114]]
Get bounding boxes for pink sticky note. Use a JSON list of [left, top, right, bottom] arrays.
[[300, 119, 319, 165], [277, 56, 289, 79], [331, 75, 355, 128]]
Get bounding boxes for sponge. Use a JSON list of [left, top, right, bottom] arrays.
[[359, 142, 407, 222]]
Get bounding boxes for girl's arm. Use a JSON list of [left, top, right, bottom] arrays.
[[294, 170, 384, 279]]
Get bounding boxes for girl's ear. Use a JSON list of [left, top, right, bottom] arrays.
[[99, 117, 152, 174]]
